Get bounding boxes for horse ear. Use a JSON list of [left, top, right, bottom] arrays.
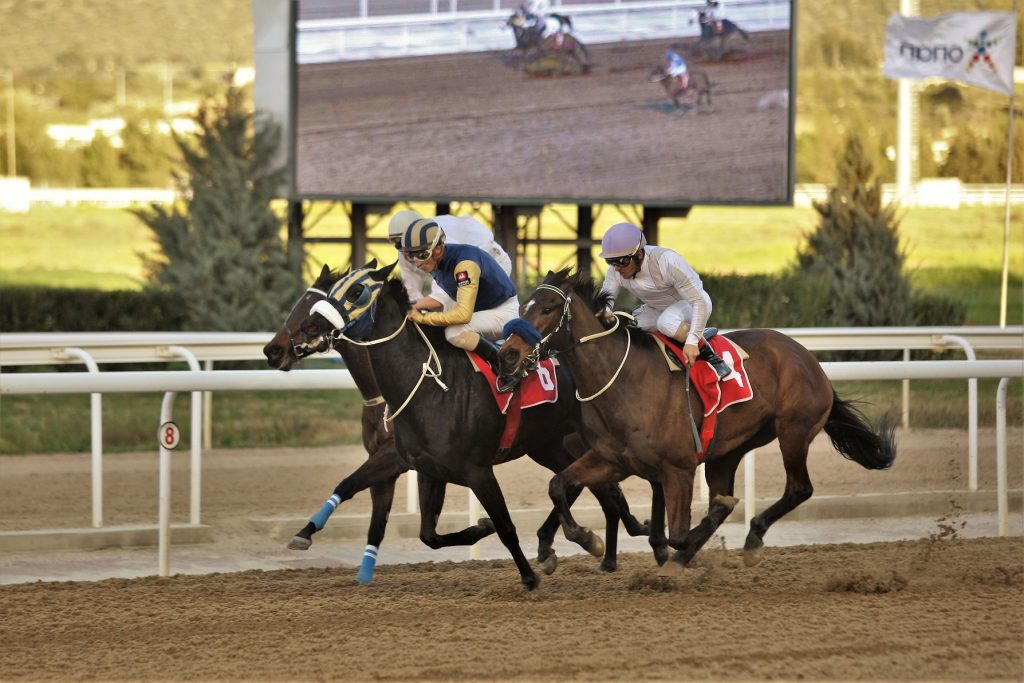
[[364, 258, 378, 269], [319, 263, 331, 278], [371, 260, 398, 281]]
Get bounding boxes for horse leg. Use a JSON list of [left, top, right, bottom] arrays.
[[744, 427, 814, 567], [659, 464, 738, 574], [466, 465, 539, 590], [535, 483, 584, 575], [416, 473, 497, 548], [647, 481, 669, 565], [356, 478, 398, 584], [288, 449, 406, 551], [548, 451, 626, 558]]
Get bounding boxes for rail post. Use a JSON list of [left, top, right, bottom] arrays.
[[60, 348, 103, 528]]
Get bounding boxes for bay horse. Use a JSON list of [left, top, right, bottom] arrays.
[[694, 7, 750, 60], [497, 269, 897, 573], [506, 9, 590, 74], [648, 67, 713, 111], [286, 262, 655, 589]]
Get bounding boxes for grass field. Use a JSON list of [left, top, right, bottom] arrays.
[[1, 203, 1020, 324]]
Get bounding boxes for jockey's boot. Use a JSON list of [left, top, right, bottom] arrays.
[[474, 337, 502, 369], [698, 342, 731, 380]]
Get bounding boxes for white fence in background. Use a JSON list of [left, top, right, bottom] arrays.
[[297, 0, 789, 63], [1, 359, 1019, 577]]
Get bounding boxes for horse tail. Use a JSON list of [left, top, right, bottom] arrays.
[[823, 391, 897, 470]]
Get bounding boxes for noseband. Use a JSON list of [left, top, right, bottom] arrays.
[[290, 286, 336, 360]]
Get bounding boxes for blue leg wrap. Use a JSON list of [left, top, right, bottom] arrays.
[[356, 545, 379, 585], [310, 494, 341, 531]]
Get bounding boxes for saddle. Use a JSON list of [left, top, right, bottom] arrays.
[[652, 330, 754, 458], [468, 353, 561, 454]]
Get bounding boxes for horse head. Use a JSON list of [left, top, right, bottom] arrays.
[[292, 260, 398, 350], [498, 268, 610, 387], [263, 264, 347, 371]]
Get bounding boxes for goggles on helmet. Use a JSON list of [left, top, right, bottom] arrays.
[[407, 247, 434, 262], [605, 253, 636, 267]]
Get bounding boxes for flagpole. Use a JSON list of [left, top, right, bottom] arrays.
[[999, 1, 1020, 328]]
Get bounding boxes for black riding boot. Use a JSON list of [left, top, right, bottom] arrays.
[[474, 337, 502, 369], [698, 342, 731, 379]]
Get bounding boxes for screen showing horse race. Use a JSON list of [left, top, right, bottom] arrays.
[[291, 0, 794, 206]]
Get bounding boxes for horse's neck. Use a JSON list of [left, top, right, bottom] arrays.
[[336, 341, 381, 399], [563, 300, 653, 397]]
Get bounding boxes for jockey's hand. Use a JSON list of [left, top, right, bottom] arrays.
[[683, 343, 699, 367], [597, 308, 616, 325], [407, 309, 427, 324]]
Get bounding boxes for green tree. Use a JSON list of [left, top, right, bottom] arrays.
[[134, 86, 302, 331], [80, 133, 125, 187], [120, 112, 176, 186], [796, 133, 915, 329]]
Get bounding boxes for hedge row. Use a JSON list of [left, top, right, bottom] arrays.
[[0, 274, 963, 333], [1, 287, 186, 332]]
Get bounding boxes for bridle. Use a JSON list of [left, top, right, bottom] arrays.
[[289, 286, 336, 361], [521, 283, 634, 402]]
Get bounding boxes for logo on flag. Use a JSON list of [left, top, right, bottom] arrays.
[[883, 12, 1017, 96]]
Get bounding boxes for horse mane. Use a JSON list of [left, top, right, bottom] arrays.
[[542, 269, 659, 350]]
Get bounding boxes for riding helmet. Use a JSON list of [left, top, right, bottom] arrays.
[[400, 218, 446, 253], [388, 210, 423, 242], [599, 222, 647, 259]]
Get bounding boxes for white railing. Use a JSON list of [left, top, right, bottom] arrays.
[[297, 0, 789, 63], [1, 360, 1019, 576]]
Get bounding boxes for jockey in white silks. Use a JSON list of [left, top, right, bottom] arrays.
[[598, 222, 730, 378]]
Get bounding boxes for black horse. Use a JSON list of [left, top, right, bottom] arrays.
[[506, 9, 590, 75], [694, 7, 749, 60], [263, 265, 407, 584], [287, 262, 655, 589]]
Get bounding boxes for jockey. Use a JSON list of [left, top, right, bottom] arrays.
[[388, 210, 513, 309], [398, 218, 520, 365], [598, 222, 730, 379], [704, 0, 724, 33], [665, 49, 689, 89], [520, 0, 568, 48]]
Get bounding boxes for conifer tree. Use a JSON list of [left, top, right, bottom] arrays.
[[135, 86, 303, 331], [797, 133, 915, 328]]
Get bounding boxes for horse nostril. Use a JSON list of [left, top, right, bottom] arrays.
[[264, 345, 282, 361]]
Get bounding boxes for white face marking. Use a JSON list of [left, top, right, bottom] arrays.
[[522, 300, 536, 316]]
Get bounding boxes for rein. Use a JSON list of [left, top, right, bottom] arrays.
[[528, 283, 634, 403], [338, 309, 449, 428]]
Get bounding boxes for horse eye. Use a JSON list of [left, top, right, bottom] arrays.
[[542, 307, 554, 314], [345, 285, 364, 303]]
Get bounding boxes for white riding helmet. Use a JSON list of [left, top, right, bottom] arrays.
[[599, 222, 647, 259], [388, 210, 423, 243]]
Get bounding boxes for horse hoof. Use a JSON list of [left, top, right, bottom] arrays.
[[477, 517, 495, 533], [653, 546, 670, 566], [658, 559, 684, 577], [599, 560, 617, 573], [540, 551, 558, 575], [287, 536, 311, 551], [743, 547, 763, 567], [587, 532, 605, 558], [522, 572, 541, 591]]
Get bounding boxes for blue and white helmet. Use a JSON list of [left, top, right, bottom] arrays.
[[388, 209, 423, 243], [599, 222, 647, 259]]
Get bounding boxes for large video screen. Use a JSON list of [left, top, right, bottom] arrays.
[[293, 0, 793, 206]]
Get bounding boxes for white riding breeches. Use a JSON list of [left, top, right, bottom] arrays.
[[633, 295, 709, 339], [444, 296, 521, 344]]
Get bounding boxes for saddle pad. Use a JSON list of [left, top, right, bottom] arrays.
[[652, 333, 754, 417], [469, 354, 559, 415]]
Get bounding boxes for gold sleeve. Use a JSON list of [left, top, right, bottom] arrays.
[[417, 260, 481, 326]]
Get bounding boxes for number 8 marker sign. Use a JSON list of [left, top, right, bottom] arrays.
[[158, 421, 181, 450]]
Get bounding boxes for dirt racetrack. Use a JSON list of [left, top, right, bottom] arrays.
[[296, 32, 791, 202], [1, 427, 1022, 681]]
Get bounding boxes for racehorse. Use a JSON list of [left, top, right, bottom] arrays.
[[694, 7, 750, 60], [497, 269, 897, 573], [648, 66, 713, 111], [285, 262, 656, 589], [506, 9, 590, 74], [263, 264, 408, 584]]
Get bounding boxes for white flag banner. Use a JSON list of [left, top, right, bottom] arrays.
[[883, 12, 1017, 96]]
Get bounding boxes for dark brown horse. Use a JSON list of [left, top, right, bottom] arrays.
[[648, 67, 713, 111], [498, 269, 897, 572]]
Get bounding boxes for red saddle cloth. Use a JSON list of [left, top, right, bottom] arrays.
[[469, 354, 560, 450], [653, 333, 754, 459]]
